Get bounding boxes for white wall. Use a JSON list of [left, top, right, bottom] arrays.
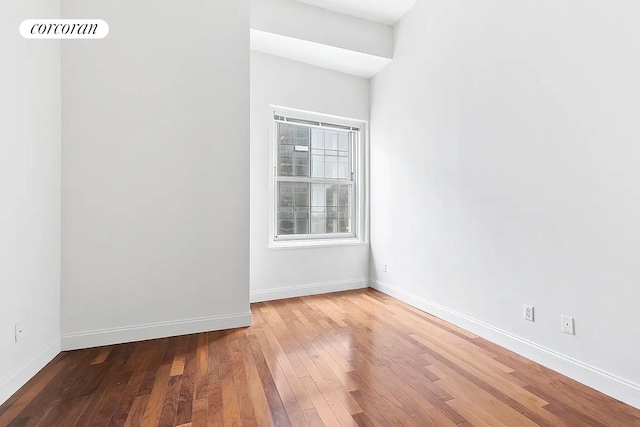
[[61, 0, 251, 350], [370, 0, 640, 408], [0, 0, 62, 404], [250, 51, 369, 302]]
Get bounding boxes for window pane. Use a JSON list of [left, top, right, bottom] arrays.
[[305, 129, 351, 180], [294, 182, 309, 208], [297, 127, 308, 138], [325, 132, 338, 150], [278, 123, 309, 177], [279, 182, 293, 208], [279, 125, 295, 143], [326, 184, 338, 207], [325, 155, 338, 179], [338, 212, 349, 233], [311, 212, 326, 234], [311, 155, 324, 178], [338, 156, 349, 179], [296, 128, 309, 147], [279, 145, 293, 176], [339, 133, 349, 151], [278, 219, 294, 235], [294, 150, 309, 177], [278, 182, 310, 236], [338, 185, 349, 207], [310, 184, 325, 234], [311, 129, 324, 149], [280, 182, 352, 236], [339, 185, 350, 233], [277, 182, 293, 235], [295, 212, 309, 234], [311, 184, 325, 208], [327, 211, 338, 233]]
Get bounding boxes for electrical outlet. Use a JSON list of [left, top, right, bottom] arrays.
[[383, 263, 387, 273], [561, 315, 575, 335], [523, 305, 535, 322], [15, 322, 24, 343]]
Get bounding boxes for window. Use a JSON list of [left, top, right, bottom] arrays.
[[272, 110, 362, 243]]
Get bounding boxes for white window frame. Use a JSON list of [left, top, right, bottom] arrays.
[[269, 106, 368, 249]]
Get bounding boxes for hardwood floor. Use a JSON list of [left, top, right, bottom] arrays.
[[1, 289, 639, 426]]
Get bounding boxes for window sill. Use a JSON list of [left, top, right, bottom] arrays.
[[268, 238, 369, 251]]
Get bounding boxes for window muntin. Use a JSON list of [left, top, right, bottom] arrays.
[[275, 117, 358, 241]]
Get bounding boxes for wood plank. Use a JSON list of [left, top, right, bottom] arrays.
[[107, 412, 128, 427], [229, 336, 258, 426], [206, 331, 224, 427], [170, 335, 189, 377], [157, 375, 181, 427], [194, 334, 209, 399], [220, 332, 242, 427], [302, 408, 325, 427], [246, 332, 291, 427], [175, 335, 198, 425], [140, 364, 171, 427], [261, 328, 314, 411], [191, 398, 207, 427], [123, 395, 150, 427], [90, 347, 113, 365], [108, 343, 157, 421], [299, 375, 345, 427], [238, 332, 275, 427], [253, 329, 308, 426]]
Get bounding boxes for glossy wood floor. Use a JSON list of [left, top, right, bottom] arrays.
[[1, 289, 639, 427]]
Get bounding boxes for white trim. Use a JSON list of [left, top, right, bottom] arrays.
[[371, 279, 640, 410], [61, 312, 252, 351], [0, 338, 61, 406], [251, 278, 368, 303], [272, 105, 364, 129], [269, 238, 368, 250]]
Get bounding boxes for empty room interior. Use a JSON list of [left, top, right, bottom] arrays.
[[2, 0, 640, 425]]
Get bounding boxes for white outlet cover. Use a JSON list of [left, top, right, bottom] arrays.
[[561, 315, 575, 335], [524, 305, 534, 322], [15, 322, 24, 342]]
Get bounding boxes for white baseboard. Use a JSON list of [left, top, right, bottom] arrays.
[[251, 278, 368, 303], [371, 279, 640, 410], [61, 312, 252, 351], [0, 338, 61, 406]]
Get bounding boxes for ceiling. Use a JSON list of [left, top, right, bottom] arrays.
[[296, 0, 418, 26]]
